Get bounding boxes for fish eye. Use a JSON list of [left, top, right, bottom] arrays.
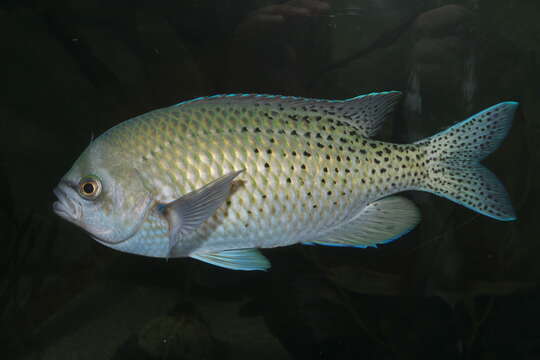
[[79, 176, 102, 200]]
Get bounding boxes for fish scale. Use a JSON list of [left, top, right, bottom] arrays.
[[53, 92, 518, 270]]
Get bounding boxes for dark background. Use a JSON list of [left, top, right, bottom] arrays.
[[1, 0, 539, 359]]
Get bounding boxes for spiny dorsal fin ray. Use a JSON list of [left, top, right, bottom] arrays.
[[173, 91, 402, 138], [304, 196, 421, 248]]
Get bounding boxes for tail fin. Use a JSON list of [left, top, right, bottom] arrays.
[[416, 102, 519, 221]]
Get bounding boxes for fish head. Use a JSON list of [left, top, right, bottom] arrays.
[[53, 140, 154, 245]]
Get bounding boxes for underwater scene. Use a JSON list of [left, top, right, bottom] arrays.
[[2, 0, 540, 359]]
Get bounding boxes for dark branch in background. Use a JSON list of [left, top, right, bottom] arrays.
[[40, 7, 120, 89], [0, 155, 58, 358], [308, 13, 419, 90]]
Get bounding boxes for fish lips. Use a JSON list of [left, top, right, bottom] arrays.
[[53, 183, 81, 222]]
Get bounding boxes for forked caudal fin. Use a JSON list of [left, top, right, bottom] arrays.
[[415, 102, 519, 221]]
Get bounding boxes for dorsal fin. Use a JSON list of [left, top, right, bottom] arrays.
[[336, 91, 402, 137], [172, 91, 402, 138]]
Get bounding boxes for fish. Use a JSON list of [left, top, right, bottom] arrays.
[[52, 91, 518, 271]]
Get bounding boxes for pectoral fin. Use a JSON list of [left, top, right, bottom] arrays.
[[161, 170, 244, 256], [304, 196, 421, 248], [191, 249, 271, 271]]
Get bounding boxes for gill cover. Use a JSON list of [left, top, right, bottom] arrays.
[[86, 166, 154, 245]]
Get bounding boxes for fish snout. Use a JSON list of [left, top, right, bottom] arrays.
[[53, 183, 81, 221]]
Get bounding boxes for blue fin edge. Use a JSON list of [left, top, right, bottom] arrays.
[[172, 91, 402, 107], [302, 225, 416, 249], [409, 186, 517, 222]]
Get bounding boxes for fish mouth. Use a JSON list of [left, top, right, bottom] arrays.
[[53, 183, 80, 222]]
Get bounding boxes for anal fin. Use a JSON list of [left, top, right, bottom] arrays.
[[190, 248, 271, 271], [305, 196, 421, 248]]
